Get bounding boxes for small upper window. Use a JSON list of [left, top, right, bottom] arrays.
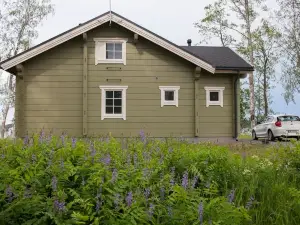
[[204, 87, 225, 107], [99, 86, 128, 120], [159, 86, 180, 107], [94, 38, 128, 65]]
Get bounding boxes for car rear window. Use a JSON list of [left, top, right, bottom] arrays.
[[278, 116, 300, 121]]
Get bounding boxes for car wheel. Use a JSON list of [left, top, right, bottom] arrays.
[[268, 130, 275, 142], [252, 130, 258, 140]]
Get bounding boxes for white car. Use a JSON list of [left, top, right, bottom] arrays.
[[252, 114, 300, 141]]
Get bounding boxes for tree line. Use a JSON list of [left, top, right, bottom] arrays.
[[194, 0, 300, 129]]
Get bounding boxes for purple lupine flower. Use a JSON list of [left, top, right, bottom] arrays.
[[127, 154, 131, 166], [114, 193, 120, 208], [182, 171, 189, 189], [160, 187, 165, 201], [198, 201, 204, 225], [111, 168, 118, 183], [160, 172, 164, 180], [60, 132, 66, 146], [95, 199, 103, 212], [170, 167, 176, 187], [5, 185, 14, 203], [23, 135, 29, 146], [143, 151, 150, 162], [31, 154, 37, 163], [144, 188, 150, 201], [102, 154, 111, 166], [52, 176, 58, 191], [71, 137, 77, 148], [139, 130, 146, 143], [246, 196, 255, 210], [90, 143, 96, 157], [24, 187, 32, 199], [54, 199, 66, 212], [228, 189, 235, 203], [82, 177, 86, 186], [191, 176, 198, 189], [47, 133, 53, 144], [133, 153, 138, 167], [39, 129, 45, 144], [148, 203, 155, 219], [1, 153, 5, 159], [168, 147, 173, 154], [126, 192, 133, 207], [143, 168, 149, 179]]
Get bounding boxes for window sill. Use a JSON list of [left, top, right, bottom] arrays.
[[161, 101, 178, 107], [206, 101, 223, 107], [102, 114, 126, 120], [96, 59, 126, 65]]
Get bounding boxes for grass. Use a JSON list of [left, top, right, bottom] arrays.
[[0, 133, 299, 225]]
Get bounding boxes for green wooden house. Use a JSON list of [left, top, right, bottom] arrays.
[[0, 11, 254, 139]]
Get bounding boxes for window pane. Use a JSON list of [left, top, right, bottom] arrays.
[[106, 99, 113, 106], [165, 91, 174, 101], [115, 43, 122, 51], [115, 51, 122, 59], [106, 91, 113, 98], [114, 99, 122, 106], [106, 107, 113, 114], [106, 51, 114, 59], [114, 107, 122, 114], [114, 91, 122, 98], [210, 92, 219, 101], [106, 43, 114, 51]]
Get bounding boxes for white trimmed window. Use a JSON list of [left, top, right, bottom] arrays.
[[99, 86, 128, 120], [159, 86, 180, 107], [204, 87, 225, 107], [94, 38, 128, 65]]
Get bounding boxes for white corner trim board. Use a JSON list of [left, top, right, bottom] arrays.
[[99, 85, 128, 120], [0, 12, 215, 74], [204, 86, 225, 107], [159, 86, 180, 107]]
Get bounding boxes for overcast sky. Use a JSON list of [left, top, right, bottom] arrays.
[[2, 0, 300, 123]]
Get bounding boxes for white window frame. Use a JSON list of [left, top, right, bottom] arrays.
[[99, 85, 128, 120], [159, 86, 180, 107], [94, 38, 128, 65], [204, 87, 225, 107]]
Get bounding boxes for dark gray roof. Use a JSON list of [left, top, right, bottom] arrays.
[[180, 46, 254, 71]]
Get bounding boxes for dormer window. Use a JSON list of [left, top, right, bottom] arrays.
[[94, 38, 128, 65]]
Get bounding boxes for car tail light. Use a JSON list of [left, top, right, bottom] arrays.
[[275, 121, 282, 127]]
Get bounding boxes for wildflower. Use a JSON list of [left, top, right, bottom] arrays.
[[71, 137, 77, 148], [24, 135, 29, 146], [60, 132, 66, 146], [242, 169, 251, 175], [5, 185, 14, 203], [144, 188, 150, 201], [191, 176, 198, 189], [95, 199, 102, 212], [182, 171, 189, 189], [133, 153, 138, 167], [24, 187, 32, 199], [1, 153, 5, 159], [102, 154, 111, 166], [139, 130, 146, 143], [82, 177, 85, 186], [228, 189, 235, 203], [168, 147, 173, 154], [170, 167, 176, 187], [31, 154, 37, 163], [114, 193, 120, 208], [198, 201, 204, 225], [111, 168, 118, 183], [143, 168, 149, 179], [205, 181, 211, 189], [159, 154, 164, 165], [148, 203, 155, 219], [52, 176, 58, 191], [160, 172, 164, 180], [246, 196, 255, 210], [90, 142, 96, 157], [126, 192, 133, 207], [39, 129, 45, 144], [54, 199, 66, 212], [160, 187, 165, 201]]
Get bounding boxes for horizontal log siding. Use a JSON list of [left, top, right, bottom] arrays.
[[16, 22, 235, 138], [86, 24, 195, 137], [21, 37, 83, 136]]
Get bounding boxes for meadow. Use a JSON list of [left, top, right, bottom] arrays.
[[0, 131, 299, 225]]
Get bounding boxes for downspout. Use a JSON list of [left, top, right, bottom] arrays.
[[234, 72, 240, 140]]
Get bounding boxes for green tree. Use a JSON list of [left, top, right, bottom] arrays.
[[0, 0, 55, 138], [275, 0, 300, 104]]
